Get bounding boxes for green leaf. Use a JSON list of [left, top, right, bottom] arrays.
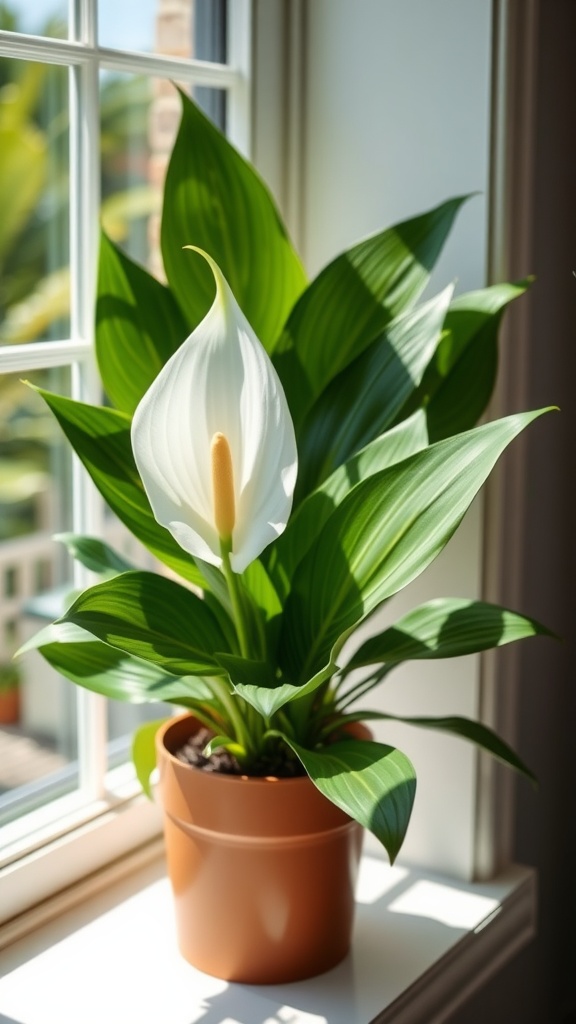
[[231, 627, 355, 720], [282, 736, 417, 863], [96, 232, 188, 414], [215, 653, 274, 691], [345, 597, 552, 671], [273, 196, 467, 428], [401, 280, 531, 441], [57, 571, 231, 676], [132, 719, 167, 798], [295, 286, 451, 499], [55, 533, 135, 577], [161, 90, 306, 349], [279, 409, 552, 683], [359, 712, 537, 785], [31, 386, 204, 587], [268, 410, 428, 597], [20, 621, 203, 703], [241, 558, 282, 621]]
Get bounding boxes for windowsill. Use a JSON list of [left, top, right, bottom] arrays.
[[0, 850, 535, 1024]]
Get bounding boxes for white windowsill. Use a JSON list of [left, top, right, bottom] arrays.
[[0, 850, 536, 1024]]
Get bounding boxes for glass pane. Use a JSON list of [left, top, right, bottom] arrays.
[[0, 0, 67, 40], [0, 59, 70, 345], [0, 368, 79, 826], [100, 72, 226, 275], [98, 0, 226, 62]]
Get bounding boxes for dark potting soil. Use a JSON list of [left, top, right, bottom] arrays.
[[174, 727, 306, 778]]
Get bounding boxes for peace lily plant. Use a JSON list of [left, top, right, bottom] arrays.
[[21, 92, 553, 864]]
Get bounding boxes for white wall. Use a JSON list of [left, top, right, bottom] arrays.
[[301, 0, 494, 878]]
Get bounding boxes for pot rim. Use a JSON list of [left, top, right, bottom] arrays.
[[157, 712, 372, 790], [157, 712, 315, 789]]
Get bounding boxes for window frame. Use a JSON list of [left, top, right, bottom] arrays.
[[0, 0, 252, 925]]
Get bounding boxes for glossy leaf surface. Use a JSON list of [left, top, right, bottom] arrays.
[[161, 90, 306, 349], [32, 387, 205, 587], [345, 597, 552, 670], [399, 281, 530, 441], [21, 620, 201, 703], [284, 736, 416, 863], [268, 410, 428, 596], [358, 711, 537, 784], [55, 533, 135, 577], [295, 286, 451, 498], [273, 197, 466, 427], [57, 572, 232, 675], [96, 233, 188, 414], [280, 409, 550, 683]]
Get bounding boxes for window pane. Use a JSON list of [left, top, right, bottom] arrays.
[[0, 368, 78, 825], [98, 0, 226, 62], [100, 72, 226, 274], [0, 59, 70, 345], [0, 0, 67, 39]]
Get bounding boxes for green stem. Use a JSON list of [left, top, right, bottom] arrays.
[[220, 540, 252, 659], [208, 676, 252, 755]]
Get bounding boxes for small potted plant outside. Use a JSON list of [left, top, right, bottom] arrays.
[[0, 662, 20, 725], [19, 91, 554, 984]]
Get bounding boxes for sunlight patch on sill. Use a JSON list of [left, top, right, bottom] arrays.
[[388, 879, 500, 930]]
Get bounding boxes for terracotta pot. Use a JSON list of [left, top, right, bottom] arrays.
[[0, 687, 20, 725], [156, 713, 364, 984]]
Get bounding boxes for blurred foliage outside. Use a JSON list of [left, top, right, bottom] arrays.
[[0, 1, 156, 539]]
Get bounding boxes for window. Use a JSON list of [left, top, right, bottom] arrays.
[[0, 0, 251, 924]]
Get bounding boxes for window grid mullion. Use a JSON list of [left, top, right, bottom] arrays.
[[226, 0, 252, 156], [69, 45, 108, 797]]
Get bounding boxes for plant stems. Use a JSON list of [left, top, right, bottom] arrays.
[[220, 540, 251, 659], [207, 675, 252, 754]]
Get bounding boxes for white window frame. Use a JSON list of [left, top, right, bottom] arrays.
[[0, 0, 252, 925]]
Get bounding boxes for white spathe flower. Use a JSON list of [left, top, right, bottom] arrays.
[[131, 248, 298, 574]]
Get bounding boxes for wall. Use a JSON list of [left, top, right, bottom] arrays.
[[301, 0, 494, 878]]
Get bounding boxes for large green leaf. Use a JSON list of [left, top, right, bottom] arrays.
[[354, 711, 537, 785], [32, 387, 204, 587], [282, 736, 416, 863], [399, 281, 531, 441], [273, 196, 467, 428], [279, 409, 551, 683], [268, 410, 428, 597], [344, 597, 552, 671], [55, 533, 135, 577], [21, 620, 204, 703], [161, 90, 306, 349], [96, 232, 188, 414], [57, 571, 231, 675], [295, 286, 451, 499]]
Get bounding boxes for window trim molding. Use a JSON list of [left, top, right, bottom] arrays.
[[475, 0, 541, 881]]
